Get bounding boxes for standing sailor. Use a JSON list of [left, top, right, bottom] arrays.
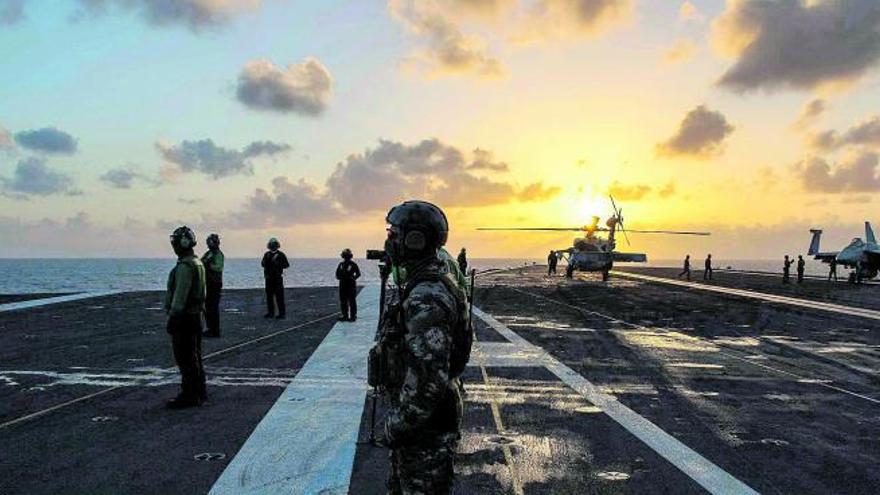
[[797, 255, 806, 284], [201, 233, 224, 338], [783, 255, 793, 284], [704, 254, 713, 281], [335, 248, 361, 322], [828, 258, 838, 282], [261, 237, 290, 319], [165, 226, 207, 408], [548, 250, 558, 275]]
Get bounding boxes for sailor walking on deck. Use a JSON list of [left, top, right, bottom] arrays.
[[201, 233, 224, 338], [165, 226, 207, 408], [548, 250, 558, 275], [828, 258, 838, 282], [797, 255, 806, 284], [335, 249, 361, 322], [703, 254, 713, 281], [679, 255, 691, 280], [262, 238, 289, 319]]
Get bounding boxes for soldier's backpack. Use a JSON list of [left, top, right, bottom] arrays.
[[403, 269, 473, 379]]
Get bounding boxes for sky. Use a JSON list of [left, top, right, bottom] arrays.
[[1, 0, 880, 259]]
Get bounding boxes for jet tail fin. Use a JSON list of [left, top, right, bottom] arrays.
[[866, 222, 876, 244], [808, 229, 823, 255]]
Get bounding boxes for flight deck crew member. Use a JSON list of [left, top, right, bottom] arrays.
[[165, 226, 207, 408], [704, 254, 713, 281], [457, 248, 468, 274], [336, 249, 361, 321], [548, 250, 558, 275], [201, 233, 224, 338], [783, 255, 793, 284], [797, 255, 806, 284], [381, 200, 465, 494], [679, 255, 691, 280], [262, 238, 290, 319], [828, 259, 838, 282]]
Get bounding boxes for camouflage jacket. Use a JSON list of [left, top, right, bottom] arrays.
[[384, 260, 463, 445]]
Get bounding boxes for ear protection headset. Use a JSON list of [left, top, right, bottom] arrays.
[[171, 226, 196, 249], [404, 229, 427, 251]]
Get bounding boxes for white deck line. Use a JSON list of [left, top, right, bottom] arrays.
[[614, 271, 880, 321], [0, 291, 121, 313], [209, 285, 379, 495], [474, 307, 760, 495]]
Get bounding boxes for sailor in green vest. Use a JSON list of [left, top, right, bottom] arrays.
[[165, 226, 207, 409], [201, 233, 224, 338]]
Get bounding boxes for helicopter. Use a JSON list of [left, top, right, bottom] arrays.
[[478, 196, 711, 281]]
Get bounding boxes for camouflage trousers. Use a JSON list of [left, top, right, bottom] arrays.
[[388, 432, 458, 495]]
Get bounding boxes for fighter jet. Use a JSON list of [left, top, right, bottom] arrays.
[[808, 222, 880, 283]]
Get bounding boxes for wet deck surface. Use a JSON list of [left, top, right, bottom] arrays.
[[2, 267, 879, 494]]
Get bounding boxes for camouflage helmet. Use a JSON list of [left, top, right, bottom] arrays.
[[267, 237, 280, 250], [385, 200, 448, 261], [170, 226, 197, 250]]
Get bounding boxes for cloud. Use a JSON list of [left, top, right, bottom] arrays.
[[235, 58, 333, 115], [608, 181, 651, 201], [13, 127, 78, 154], [656, 105, 735, 158], [390, 0, 505, 78], [1, 157, 79, 197], [516, 0, 634, 42], [678, 1, 703, 23], [0, 124, 14, 150], [156, 138, 290, 179], [0, 0, 25, 25], [809, 115, 880, 151], [796, 151, 880, 192], [792, 98, 827, 130], [662, 38, 697, 64], [74, 0, 262, 31], [99, 167, 159, 189], [712, 0, 880, 92], [606, 181, 676, 200], [230, 138, 560, 228], [230, 177, 341, 228]]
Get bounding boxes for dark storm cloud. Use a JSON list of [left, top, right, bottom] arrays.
[[74, 0, 262, 31], [656, 105, 734, 158], [0, 0, 25, 25], [713, 0, 880, 92], [14, 127, 78, 154], [156, 138, 290, 179], [231, 138, 560, 228], [797, 151, 880, 192], [235, 58, 333, 115], [1, 157, 79, 197]]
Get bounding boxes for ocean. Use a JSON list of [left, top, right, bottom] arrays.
[[0, 257, 833, 294]]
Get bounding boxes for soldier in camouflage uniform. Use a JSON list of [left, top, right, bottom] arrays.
[[381, 200, 465, 495]]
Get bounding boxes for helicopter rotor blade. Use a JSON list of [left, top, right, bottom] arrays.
[[477, 227, 594, 232], [621, 229, 711, 236]]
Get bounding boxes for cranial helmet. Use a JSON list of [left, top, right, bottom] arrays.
[[267, 237, 280, 250], [341, 248, 353, 259], [385, 200, 448, 262], [170, 226, 197, 250], [206, 233, 220, 248]]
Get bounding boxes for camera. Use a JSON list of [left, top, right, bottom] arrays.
[[366, 249, 387, 261]]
